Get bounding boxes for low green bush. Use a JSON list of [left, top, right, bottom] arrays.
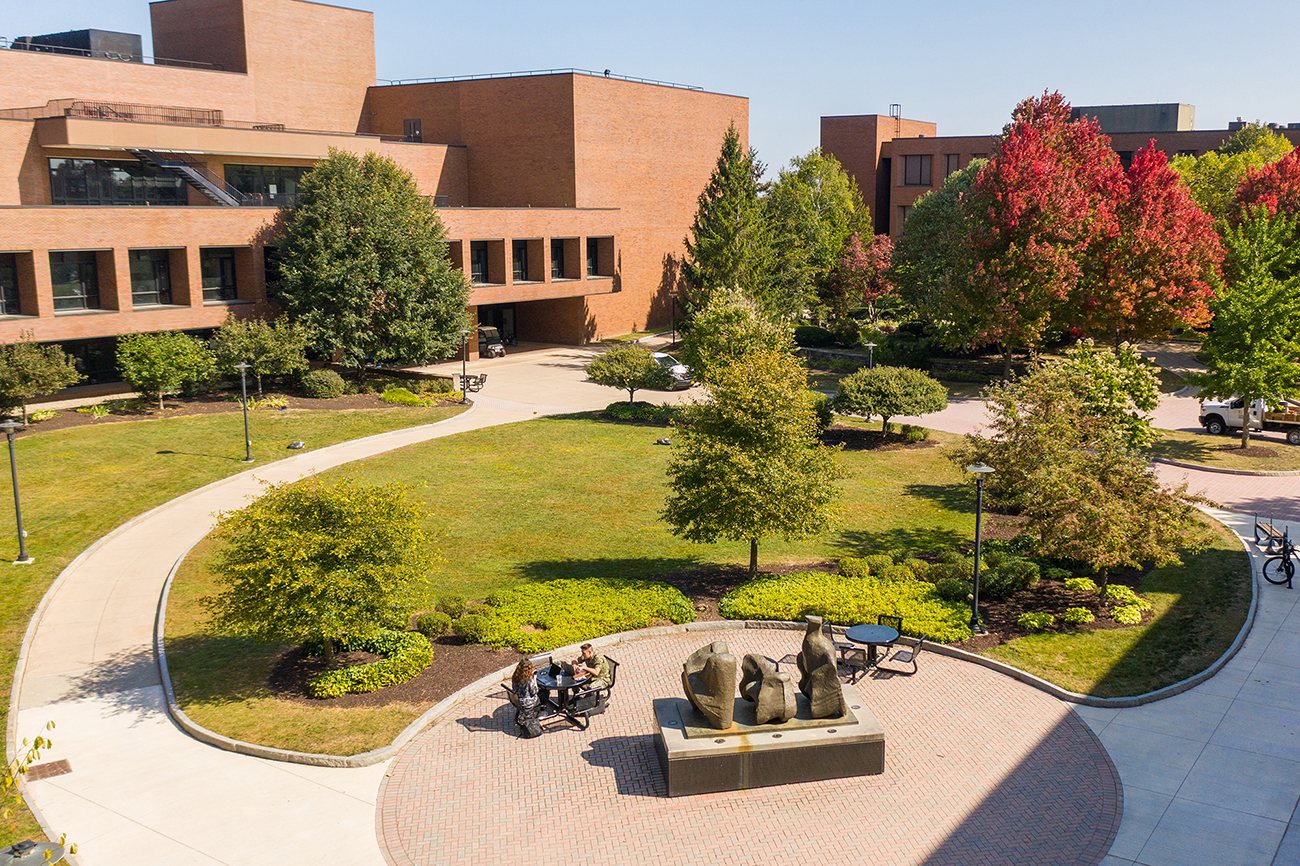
[[300, 369, 347, 399], [981, 534, 1038, 556], [1018, 611, 1055, 631], [832, 319, 862, 347], [794, 326, 836, 348], [901, 558, 931, 580], [1045, 567, 1073, 582], [839, 557, 870, 580], [1064, 577, 1098, 593], [878, 564, 915, 581], [1101, 584, 1152, 610], [863, 553, 895, 574], [982, 549, 1010, 570], [1061, 607, 1095, 625], [28, 409, 57, 422], [899, 424, 929, 443], [934, 578, 972, 602], [719, 571, 972, 643], [936, 550, 963, 565], [416, 610, 453, 639], [603, 401, 678, 424], [307, 629, 432, 698], [1111, 604, 1143, 625], [435, 595, 467, 618], [452, 613, 490, 642], [460, 578, 694, 653], [381, 387, 442, 407], [811, 392, 834, 434]]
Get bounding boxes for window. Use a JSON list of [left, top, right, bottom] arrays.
[[129, 249, 171, 306], [903, 154, 931, 186], [403, 119, 422, 143], [263, 246, 282, 301], [898, 206, 913, 233], [223, 164, 308, 207], [551, 239, 565, 279], [470, 241, 489, 284], [512, 240, 529, 282], [50, 251, 99, 310], [200, 248, 237, 301], [0, 254, 19, 316], [971, 153, 987, 161], [1177, 149, 1198, 158], [1116, 151, 1134, 170], [945, 154, 960, 178], [48, 158, 186, 206], [586, 238, 599, 276]]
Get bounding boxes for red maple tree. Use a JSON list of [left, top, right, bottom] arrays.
[[1234, 149, 1300, 220], [826, 232, 894, 321]]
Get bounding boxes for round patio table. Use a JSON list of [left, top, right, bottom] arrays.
[[845, 623, 900, 666], [536, 671, 589, 713]]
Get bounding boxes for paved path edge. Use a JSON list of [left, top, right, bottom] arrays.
[[1152, 456, 1300, 477]]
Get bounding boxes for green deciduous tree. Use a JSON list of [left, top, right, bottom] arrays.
[[276, 149, 470, 370], [211, 316, 310, 395], [678, 286, 793, 386], [115, 331, 216, 410], [662, 346, 845, 578], [831, 365, 948, 434], [205, 476, 436, 663], [1050, 339, 1161, 449], [585, 345, 673, 403], [0, 332, 83, 422], [1171, 124, 1294, 221]]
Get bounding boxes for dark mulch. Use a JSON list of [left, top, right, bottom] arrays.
[[1217, 443, 1281, 459], [820, 423, 940, 451]]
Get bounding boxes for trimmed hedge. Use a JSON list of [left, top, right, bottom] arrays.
[[416, 610, 453, 638], [307, 629, 432, 698], [718, 571, 972, 643], [300, 369, 347, 399], [435, 595, 467, 617], [794, 326, 835, 348], [381, 387, 442, 407], [460, 577, 695, 653], [603, 401, 679, 423]]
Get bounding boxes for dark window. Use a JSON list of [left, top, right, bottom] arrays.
[[403, 119, 422, 143], [971, 153, 987, 161], [48, 158, 186, 206], [470, 242, 489, 284], [223, 164, 307, 207], [1116, 151, 1134, 170], [129, 249, 172, 306], [586, 238, 599, 276], [551, 239, 565, 279], [58, 336, 118, 386], [263, 246, 282, 301], [512, 240, 529, 282], [0, 254, 19, 315], [201, 249, 237, 301], [903, 154, 931, 186], [50, 251, 99, 310], [945, 153, 960, 178], [1177, 149, 1198, 158], [899, 206, 913, 233]]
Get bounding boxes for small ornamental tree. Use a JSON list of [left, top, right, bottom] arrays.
[[0, 331, 83, 422], [678, 286, 793, 386], [115, 331, 215, 410], [204, 476, 436, 663], [826, 232, 894, 323], [831, 366, 948, 434], [1050, 339, 1161, 449], [586, 345, 674, 403], [211, 316, 310, 395], [663, 346, 845, 578]]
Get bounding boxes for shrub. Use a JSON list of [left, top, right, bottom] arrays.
[[435, 595, 467, 618], [416, 610, 453, 639], [459, 578, 694, 653], [1061, 607, 1095, 625], [1101, 584, 1152, 610], [307, 629, 432, 698], [811, 392, 834, 434], [381, 386, 442, 407], [900, 424, 929, 444], [878, 564, 915, 582], [300, 369, 347, 399], [794, 326, 835, 348], [1018, 611, 1055, 630], [832, 318, 862, 347], [982, 534, 1038, 556], [720, 571, 972, 643], [863, 554, 895, 575], [934, 578, 973, 602], [27, 409, 57, 422], [839, 557, 870, 579], [246, 395, 288, 410], [1112, 604, 1143, 625], [452, 613, 490, 642], [1064, 577, 1098, 593], [603, 401, 677, 423], [901, 558, 931, 581], [982, 549, 1009, 570], [1046, 567, 1074, 582], [936, 550, 964, 565]]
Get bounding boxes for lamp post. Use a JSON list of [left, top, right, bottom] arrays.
[[0, 419, 32, 565], [459, 329, 471, 405], [966, 462, 995, 634], [234, 362, 252, 463], [864, 341, 877, 369]]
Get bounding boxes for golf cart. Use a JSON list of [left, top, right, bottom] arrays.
[[478, 327, 506, 358]]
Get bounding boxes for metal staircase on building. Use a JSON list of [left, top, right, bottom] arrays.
[[127, 149, 248, 207]]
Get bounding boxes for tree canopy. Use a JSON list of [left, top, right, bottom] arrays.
[[678, 286, 793, 386], [211, 316, 310, 395], [585, 345, 673, 402], [0, 332, 82, 422], [831, 366, 948, 434], [1170, 124, 1294, 221], [276, 149, 470, 369], [115, 331, 215, 410]]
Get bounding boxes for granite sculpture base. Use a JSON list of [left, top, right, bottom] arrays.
[[653, 683, 885, 797]]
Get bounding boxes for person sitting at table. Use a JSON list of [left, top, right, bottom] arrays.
[[573, 643, 612, 690], [511, 660, 543, 739]]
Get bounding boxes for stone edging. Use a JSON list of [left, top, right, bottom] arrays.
[[1151, 456, 1300, 477]]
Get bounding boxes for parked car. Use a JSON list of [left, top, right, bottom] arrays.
[[653, 352, 693, 390]]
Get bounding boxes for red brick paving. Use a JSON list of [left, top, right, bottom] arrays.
[[376, 629, 1121, 866]]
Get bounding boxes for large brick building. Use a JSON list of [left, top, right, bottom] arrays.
[[0, 0, 747, 379], [822, 105, 1300, 238]]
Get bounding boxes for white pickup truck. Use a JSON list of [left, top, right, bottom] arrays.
[[1199, 396, 1300, 444]]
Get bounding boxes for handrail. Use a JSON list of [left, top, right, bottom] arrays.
[[378, 67, 703, 91], [1, 36, 224, 70]]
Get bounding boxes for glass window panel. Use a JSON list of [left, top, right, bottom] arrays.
[[201, 249, 237, 301], [551, 239, 565, 279], [0, 253, 19, 315], [512, 240, 528, 281], [129, 249, 171, 306], [50, 251, 99, 310], [47, 158, 184, 206]]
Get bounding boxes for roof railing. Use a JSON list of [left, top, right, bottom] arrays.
[[378, 67, 703, 91], [1, 36, 224, 70]]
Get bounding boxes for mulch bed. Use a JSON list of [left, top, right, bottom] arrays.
[[1215, 443, 1281, 459]]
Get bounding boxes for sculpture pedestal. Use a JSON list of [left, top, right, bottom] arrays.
[[653, 684, 885, 797]]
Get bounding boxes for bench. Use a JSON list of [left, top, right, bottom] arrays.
[[460, 373, 487, 393], [1256, 514, 1286, 551]]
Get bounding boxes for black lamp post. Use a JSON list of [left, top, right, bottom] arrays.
[[234, 362, 252, 463], [864, 341, 877, 369], [967, 462, 995, 634], [0, 419, 32, 565], [459, 329, 471, 405]]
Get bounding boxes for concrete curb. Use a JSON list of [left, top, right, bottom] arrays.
[[1151, 456, 1300, 477]]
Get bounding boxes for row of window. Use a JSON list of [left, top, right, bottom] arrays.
[[901, 153, 987, 187], [0, 249, 241, 315], [469, 238, 609, 285], [48, 158, 309, 207]]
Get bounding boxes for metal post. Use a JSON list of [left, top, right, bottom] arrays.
[[460, 329, 470, 405], [1, 420, 32, 564], [235, 362, 252, 463], [967, 462, 994, 635], [865, 341, 877, 369]]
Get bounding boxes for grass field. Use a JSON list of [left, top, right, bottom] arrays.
[[0, 403, 462, 840], [1148, 428, 1300, 471]]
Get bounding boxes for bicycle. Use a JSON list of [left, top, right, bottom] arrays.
[[1263, 529, 1296, 588]]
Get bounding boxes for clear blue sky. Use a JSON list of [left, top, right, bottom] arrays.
[[10, 0, 1300, 177]]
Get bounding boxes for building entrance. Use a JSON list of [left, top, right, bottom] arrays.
[[478, 303, 517, 345]]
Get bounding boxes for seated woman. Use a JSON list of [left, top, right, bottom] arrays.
[[511, 659, 543, 739]]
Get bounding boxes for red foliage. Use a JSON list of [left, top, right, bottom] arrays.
[[830, 232, 893, 318], [1235, 149, 1300, 221]]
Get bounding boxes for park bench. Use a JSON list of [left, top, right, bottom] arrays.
[[460, 373, 487, 393], [1255, 514, 1286, 552]]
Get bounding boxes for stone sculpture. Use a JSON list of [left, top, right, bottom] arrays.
[[682, 640, 738, 729], [797, 615, 845, 718], [740, 654, 797, 725]]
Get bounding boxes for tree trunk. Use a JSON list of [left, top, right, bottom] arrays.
[[256, 371, 264, 396], [158, 387, 165, 412], [1241, 420, 1252, 450], [322, 636, 334, 665], [628, 388, 636, 404], [20, 402, 27, 424], [1002, 345, 1014, 380], [749, 539, 758, 580], [881, 415, 892, 435], [1098, 568, 1109, 590]]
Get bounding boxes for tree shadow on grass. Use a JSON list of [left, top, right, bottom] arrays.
[[514, 556, 703, 584], [162, 633, 285, 705], [831, 526, 967, 558], [1149, 437, 1215, 462], [901, 482, 976, 514]]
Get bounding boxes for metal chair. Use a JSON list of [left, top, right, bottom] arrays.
[[568, 657, 619, 729], [876, 635, 927, 676], [875, 615, 903, 663]]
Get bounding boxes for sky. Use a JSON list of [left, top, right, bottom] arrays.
[[10, 0, 1300, 177]]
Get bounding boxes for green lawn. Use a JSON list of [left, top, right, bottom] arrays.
[[1148, 428, 1300, 471], [982, 519, 1248, 697], [0, 403, 463, 840]]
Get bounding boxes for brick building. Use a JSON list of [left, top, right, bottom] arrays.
[[0, 0, 747, 379], [822, 104, 1300, 238]]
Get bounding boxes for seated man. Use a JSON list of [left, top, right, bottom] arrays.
[[573, 643, 612, 690]]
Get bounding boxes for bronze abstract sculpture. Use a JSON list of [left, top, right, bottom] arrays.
[[797, 615, 845, 718], [682, 640, 737, 729], [740, 654, 797, 724]]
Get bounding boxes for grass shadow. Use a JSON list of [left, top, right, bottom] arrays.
[[901, 482, 976, 514], [1148, 437, 1215, 462], [831, 526, 967, 557], [164, 633, 286, 704], [514, 556, 703, 584]]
